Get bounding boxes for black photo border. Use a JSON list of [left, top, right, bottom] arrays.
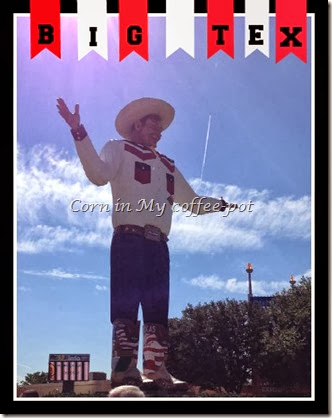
[[4, 0, 329, 415]]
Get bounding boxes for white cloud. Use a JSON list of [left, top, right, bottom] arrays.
[[16, 145, 311, 255], [185, 275, 291, 296], [225, 278, 248, 294], [190, 178, 270, 203], [294, 269, 311, 281], [16, 143, 112, 225], [96, 285, 108, 291], [18, 224, 111, 254], [186, 275, 225, 290], [22, 268, 107, 281], [169, 179, 311, 254], [16, 145, 113, 253], [170, 213, 263, 253]]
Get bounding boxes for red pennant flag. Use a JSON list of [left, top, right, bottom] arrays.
[[207, 0, 234, 59], [119, 0, 148, 61], [30, 0, 61, 59], [276, 0, 307, 63]]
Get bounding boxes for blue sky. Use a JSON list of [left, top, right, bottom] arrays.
[[15, 16, 312, 382]]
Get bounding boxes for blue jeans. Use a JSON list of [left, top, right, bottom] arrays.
[[110, 233, 170, 327]]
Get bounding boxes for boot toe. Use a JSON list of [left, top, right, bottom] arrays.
[[111, 369, 143, 388], [171, 377, 189, 391], [154, 378, 175, 391], [142, 372, 175, 391]]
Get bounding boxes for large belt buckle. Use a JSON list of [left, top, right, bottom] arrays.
[[144, 224, 161, 242]]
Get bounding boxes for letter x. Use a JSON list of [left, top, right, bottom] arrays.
[[280, 27, 302, 47]]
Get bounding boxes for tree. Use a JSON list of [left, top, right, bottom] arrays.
[[20, 371, 49, 385], [256, 276, 311, 388], [168, 299, 269, 393], [167, 277, 311, 393]]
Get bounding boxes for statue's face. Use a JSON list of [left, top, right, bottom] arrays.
[[132, 114, 163, 148]]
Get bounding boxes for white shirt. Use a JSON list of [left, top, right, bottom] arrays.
[[75, 136, 223, 236]]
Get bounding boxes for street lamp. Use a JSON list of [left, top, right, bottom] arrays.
[[246, 262, 254, 303], [245, 263, 254, 388], [289, 275, 296, 288]]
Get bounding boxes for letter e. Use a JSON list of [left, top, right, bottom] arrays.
[[248, 25, 264, 45]]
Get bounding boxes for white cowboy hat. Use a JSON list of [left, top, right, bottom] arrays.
[[115, 97, 175, 139]]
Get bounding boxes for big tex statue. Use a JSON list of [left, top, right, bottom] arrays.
[[57, 97, 237, 390]]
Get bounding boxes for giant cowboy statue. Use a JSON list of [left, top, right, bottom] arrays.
[[57, 97, 237, 391]]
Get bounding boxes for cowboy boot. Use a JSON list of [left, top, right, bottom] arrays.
[[111, 318, 143, 388], [142, 322, 188, 391]]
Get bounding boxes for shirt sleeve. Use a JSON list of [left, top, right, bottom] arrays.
[[99, 140, 122, 181], [74, 137, 122, 186], [173, 167, 223, 215]]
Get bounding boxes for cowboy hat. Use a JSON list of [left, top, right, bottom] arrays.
[[115, 97, 175, 139]]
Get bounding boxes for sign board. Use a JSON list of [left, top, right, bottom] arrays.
[[48, 354, 90, 382]]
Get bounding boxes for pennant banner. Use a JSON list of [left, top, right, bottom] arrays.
[[119, 0, 148, 61], [207, 0, 234, 59], [30, 0, 61, 58], [166, 0, 195, 58], [77, 0, 108, 60], [29, 0, 309, 63], [245, 0, 269, 58], [276, 0, 307, 63]]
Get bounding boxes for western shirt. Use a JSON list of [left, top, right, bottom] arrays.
[[74, 136, 223, 236]]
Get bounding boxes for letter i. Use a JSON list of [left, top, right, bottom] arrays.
[[89, 27, 97, 46]]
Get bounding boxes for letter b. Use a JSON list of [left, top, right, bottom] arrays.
[[38, 24, 54, 44]]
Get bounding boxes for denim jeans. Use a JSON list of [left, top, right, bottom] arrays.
[[110, 233, 170, 327]]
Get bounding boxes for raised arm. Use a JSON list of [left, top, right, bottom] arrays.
[[173, 167, 237, 215], [57, 98, 80, 131], [56, 98, 113, 186]]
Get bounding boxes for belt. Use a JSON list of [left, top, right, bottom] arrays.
[[114, 224, 168, 242]]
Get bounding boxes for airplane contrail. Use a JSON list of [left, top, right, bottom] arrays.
[[200, 114, 212, 184]]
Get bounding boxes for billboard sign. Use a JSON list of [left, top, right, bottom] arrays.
[[48, 354, 90, 382]]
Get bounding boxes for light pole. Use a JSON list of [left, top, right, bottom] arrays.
[[289, 275, 296, 289], [245, 263, 255, 390], [246, 263, 254, 303]]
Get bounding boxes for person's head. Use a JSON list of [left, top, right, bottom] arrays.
[[20, 389, 39, 397], [130, 113, 163, 148], [115, 97, 175, 148], [108, 385, 145, 398]]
